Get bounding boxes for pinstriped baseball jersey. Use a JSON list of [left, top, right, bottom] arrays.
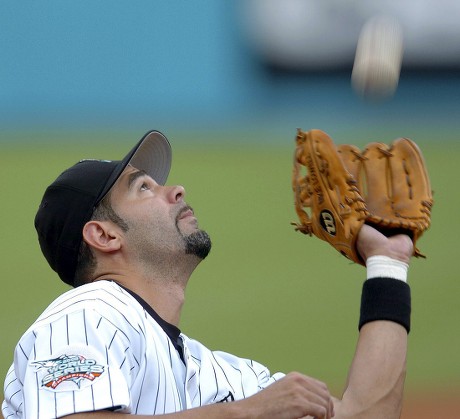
[[3, 280, 284, 418]]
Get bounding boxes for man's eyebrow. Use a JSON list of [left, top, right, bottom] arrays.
[[127, 169, 148, 190]]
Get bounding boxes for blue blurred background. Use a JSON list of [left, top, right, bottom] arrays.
[[1, 0, 459, 141]]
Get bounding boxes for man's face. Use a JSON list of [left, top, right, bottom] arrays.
[[109, 165, 211, 262]]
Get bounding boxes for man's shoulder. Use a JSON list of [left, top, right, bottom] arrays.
[[35, 280, 145, 329], [50, 279, 132, 306]]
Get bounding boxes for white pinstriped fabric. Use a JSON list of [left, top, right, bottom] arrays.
[[3, 281, 284, 418]]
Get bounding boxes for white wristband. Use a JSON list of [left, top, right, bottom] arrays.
[[366, 255, 409, 282]]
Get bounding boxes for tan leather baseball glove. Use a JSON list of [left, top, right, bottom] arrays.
[[292, 129, 433, 264]]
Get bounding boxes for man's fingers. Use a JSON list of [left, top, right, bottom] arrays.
[[284, 372, 334, 418]]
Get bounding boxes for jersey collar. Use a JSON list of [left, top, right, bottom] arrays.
[[116, 282, 184, 361]]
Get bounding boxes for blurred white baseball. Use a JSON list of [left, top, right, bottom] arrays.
[[352, 16, 404, 101]]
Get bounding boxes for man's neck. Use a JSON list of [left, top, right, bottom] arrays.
[[95, 272, 187, 326], [93, 252, 201, 326]]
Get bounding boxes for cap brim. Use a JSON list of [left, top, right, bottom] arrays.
[[129, 130, 172, 186], [96, 130, 172, 204]]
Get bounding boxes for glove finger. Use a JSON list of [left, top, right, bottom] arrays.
[[388, 138, 433, 231], [292, 130, 313, 234], [296, 129, 367, 264], [361, 142, 394, 218], [337, 144, 364, 187]]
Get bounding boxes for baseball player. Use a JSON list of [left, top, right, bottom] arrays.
[[3, 130, 418, 418]]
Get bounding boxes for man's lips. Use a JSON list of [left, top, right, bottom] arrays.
[[178, 207, 195, 221]]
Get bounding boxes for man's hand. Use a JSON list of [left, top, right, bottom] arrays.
[[239, 372, 335, 419], [357, 224, 414, 265]]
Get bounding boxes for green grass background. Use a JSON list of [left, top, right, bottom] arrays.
[[1, 128, 459, 398]]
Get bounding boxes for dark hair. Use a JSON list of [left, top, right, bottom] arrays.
[[73, 191, 129, 287]]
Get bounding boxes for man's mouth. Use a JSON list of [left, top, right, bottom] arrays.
[[178, 206, 195, 221]]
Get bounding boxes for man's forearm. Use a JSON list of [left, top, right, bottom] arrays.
[[65, 402, 247, 419], [65, 371, 335, 419], [335, 320, 408, 419]]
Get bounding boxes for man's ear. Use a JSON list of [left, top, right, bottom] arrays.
[[82, 221, 121, 253]]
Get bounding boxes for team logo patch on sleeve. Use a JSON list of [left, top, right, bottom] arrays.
[[32, 354, 105, 390]]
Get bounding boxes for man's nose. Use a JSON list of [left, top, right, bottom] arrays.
[[166, 185, 185, 203]]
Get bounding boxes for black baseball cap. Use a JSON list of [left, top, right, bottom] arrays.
[[34, 130, 172, 286]]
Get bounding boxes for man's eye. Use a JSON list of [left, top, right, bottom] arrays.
[[140, 182, 150, 191]]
